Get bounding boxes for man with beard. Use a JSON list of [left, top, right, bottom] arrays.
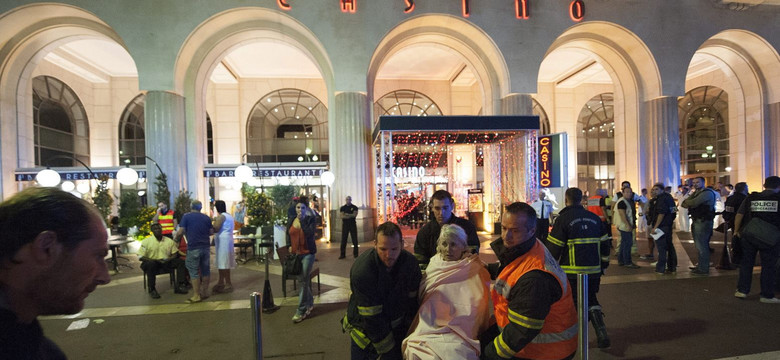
[[681, 177, 718, 275], [0, 187, 111, 358]]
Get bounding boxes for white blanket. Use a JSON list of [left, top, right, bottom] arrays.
[[402, 254, 491, 360]]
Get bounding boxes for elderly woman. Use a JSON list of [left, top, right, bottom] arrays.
[[402, 224, 491, 360]]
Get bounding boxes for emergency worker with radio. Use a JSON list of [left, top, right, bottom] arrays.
[[482, 202, 577, 360]]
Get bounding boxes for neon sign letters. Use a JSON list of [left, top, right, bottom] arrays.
[[276, 1, 584, 22]]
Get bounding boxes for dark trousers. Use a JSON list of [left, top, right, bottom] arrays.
[[350, 334, 403, 360], [341, 221, 359, 257], [654, 225, 676, 273], [536, 218, 550, 242], [738, 239, 780, 299], [140, 258, 186, 290], [568, 274, 601, 309]]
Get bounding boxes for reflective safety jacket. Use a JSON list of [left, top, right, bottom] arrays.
[[158, 210, 175, 235], [343, 248, 422, 356], [545, 205, 611, 275], [586, 196, 606, 222], [490, 240, 578, 360]]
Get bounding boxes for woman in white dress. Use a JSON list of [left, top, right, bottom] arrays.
[[212, 200, 236, 293], [402, 224, 491, 360]]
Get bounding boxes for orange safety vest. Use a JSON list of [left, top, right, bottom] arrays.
[[586, 196, 606, 221], [158, 210, 175, 235], [491, 240, 578, 360]]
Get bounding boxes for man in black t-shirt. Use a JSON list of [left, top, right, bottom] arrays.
[[648, 183, 677, 274], [340, 196, 359, 259]]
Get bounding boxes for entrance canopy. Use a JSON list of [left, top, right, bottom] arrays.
[[373, 115, 540, 224]]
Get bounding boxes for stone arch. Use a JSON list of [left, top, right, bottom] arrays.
[[541, 21, 662, 188], [688, 30, 780, 186], [0, 3, 130, 197], [173, 7, 335, 198], [367, 14, 510, 116]]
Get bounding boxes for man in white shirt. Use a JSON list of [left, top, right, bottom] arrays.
[[531, 191, 554, 242]]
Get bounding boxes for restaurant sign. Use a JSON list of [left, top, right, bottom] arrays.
[[203, 168, 324, 178], [538, 133, 566, 188], [15, 170, 147, 182]]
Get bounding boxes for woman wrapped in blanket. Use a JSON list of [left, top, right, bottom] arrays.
[[402, 224, 491, 360]]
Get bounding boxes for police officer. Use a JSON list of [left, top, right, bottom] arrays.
[[545, 187, 612, 349], [681, 177, 718, 275], [343, 222, 422, 359], [733, 176, 780, 303], [721, 182, 748, 265]]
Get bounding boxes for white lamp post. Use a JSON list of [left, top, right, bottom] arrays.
[[117, 166, 139, 186], [36, 169, 61, 187]]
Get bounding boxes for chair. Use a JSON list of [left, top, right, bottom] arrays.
[[142, 265, 176, 291], [276, 245, 320, 298]]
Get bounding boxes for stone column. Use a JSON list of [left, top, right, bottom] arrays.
[[330, 92, 375, 244], [144, 91, 188, 206], [641, 96, 680, 188], [765, 102, 780, 178]]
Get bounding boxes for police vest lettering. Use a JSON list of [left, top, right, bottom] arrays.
[[750, 201, 778, 212]]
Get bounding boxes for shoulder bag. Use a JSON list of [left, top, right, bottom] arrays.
[[284, 253, 303, 276]]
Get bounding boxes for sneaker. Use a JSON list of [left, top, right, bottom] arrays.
[[624, 263, 640, 269], [690, 269, 709, 276], [640, 254, 654, 260], [734, 291, 748, 299], [150, 289, 161, 299], [651, 261, 658, 266], [654, 271, 665, 276], [292, 306, 313, 323], [689, 265, 698, 270], [338, 255, 346, 259], [759, 297, 780, 304], [665, 269, 677, 274]]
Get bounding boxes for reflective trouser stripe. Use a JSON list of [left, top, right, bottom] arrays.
[[530, 323, 578, 344], [373, 332, 395, 354], [562, 265, 602, 274]]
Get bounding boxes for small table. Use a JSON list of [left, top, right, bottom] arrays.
[[234, 235, 257, 264], [107, 236, 133, 273]]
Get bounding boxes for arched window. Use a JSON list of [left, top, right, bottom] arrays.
[[532, 98, 551, 135], [678, 86, 729, 182], [33, 76, 89, 166], [247, 89, 328, 163], [119, 94, 145, 165], [576, 93, 615, 196], [374, 90, 443, 125]]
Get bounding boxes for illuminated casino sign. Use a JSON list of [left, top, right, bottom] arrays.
[[277, 0, 585, 22], [538, 133, 567, 188]]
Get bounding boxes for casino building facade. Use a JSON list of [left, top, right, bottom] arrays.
[[1, 0, 779, 239]]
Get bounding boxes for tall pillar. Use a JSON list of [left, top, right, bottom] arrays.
[[144, 91, 188, 206], [641, 96, 680, 188], [765, 102, 780, 177], [330, 92, 375, 243]]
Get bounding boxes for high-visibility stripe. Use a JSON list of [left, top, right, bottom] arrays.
[[357, 304, 382, 316], [568, 245, 576, 267], [569, 237, 601, 245], [600, 234, 611, 242], [546, 235, 565, 247], [494, 333, 516, 359], [494, 279, 511, 299], [507, 309, 544, 330], [373, 332, 395, 354], [561, 265, 601, 274], [530, 323, 578, 344], [350, 328, 370, 349]]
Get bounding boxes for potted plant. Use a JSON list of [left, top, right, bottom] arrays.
[[92, 176, 113, 225]]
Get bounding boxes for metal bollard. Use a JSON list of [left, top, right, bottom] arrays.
[[251, 292, 264, 360], [577, 273, 588, 360]]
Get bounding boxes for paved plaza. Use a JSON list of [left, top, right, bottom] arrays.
[[41, 229, 780, 360]]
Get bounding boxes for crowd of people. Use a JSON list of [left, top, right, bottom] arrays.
[[2, 174, 778, 359]]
